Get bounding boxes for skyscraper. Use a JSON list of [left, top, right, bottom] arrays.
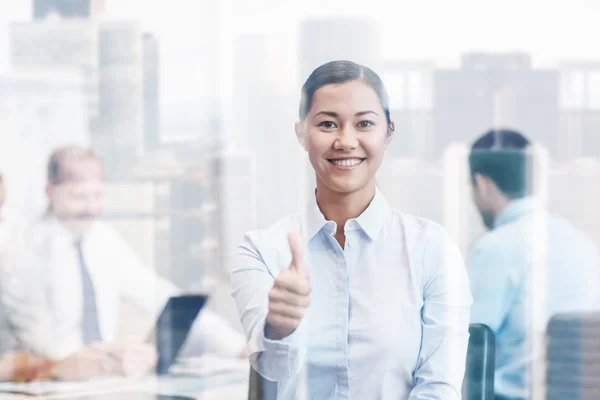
[[33, 0, 105, 19], [95, 21, 145, 180], [383, 61, 435, 160], [0, 69, 89, 217], [210, 149, 257, 274], [557, 62, 600, 160], [232, 33, 301, 229], [143, 33, 160, 151], [10, 19, 99, 118], [433, 53, 559, 161], [297, 17, 383, 82], [10, 17, 146, 180]]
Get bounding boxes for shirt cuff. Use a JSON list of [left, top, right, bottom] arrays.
[[249, 318, 306, 381]]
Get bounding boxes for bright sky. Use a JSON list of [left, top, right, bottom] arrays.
[[2, 0, 600, 64], [1, 0, 599, 101]]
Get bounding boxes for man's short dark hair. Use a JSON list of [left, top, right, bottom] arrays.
[[469, 129, 532, 198]]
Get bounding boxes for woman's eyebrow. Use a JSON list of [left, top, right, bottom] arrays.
[[314, 111, 338, 118], [355, 110, 378, 117], [314, 110, 379, 118]]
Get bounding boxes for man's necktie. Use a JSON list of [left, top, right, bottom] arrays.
[[75, 239, 102, 345]]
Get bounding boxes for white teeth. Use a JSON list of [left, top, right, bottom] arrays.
[[331, 158, 363, 167]]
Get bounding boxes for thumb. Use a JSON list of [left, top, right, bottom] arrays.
[[288, 231, 307, 277]]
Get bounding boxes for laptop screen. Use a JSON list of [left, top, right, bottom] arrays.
[[148, 295, 208, 375]]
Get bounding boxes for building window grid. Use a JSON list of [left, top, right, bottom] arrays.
[[560, 69, 600, 110], [385, 68, 433, 111]]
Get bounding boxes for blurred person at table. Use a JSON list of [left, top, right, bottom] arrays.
[[0, 172, 39, 382], [467, 129, 600, 400], [0, 173, 50, 382], [0, 172, 18, 354], [0, 146, 246, 381]]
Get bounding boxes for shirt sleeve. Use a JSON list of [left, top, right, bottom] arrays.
[[108, 228, 179, 314], [181, 309, 247, 357], [0, 228, 55, 357], [230, 231, 306, 382], [409, 226, 473, 400], [467, 240, 521, 332]]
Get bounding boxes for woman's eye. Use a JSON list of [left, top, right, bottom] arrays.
[[318, 121, 337, 129], [357, 120, 374, 129]]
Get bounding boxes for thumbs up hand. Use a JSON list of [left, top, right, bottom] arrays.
[[265, 232, 311, 341]]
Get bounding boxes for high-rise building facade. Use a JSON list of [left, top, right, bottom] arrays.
[[210, 149, 257, 274], [0, 69, 89, 217], [10, 19, 99, 118], [95, 21, 145, 180], [383, 61, 435, 160], [297, 17, 383, 83], [143, 33, 160, 151], [557, 62, 600, 161], [10, 18, 146, 181], [232, 33, 301, 229], [33, 0, 105, 19], [433, 53, 559, 161]]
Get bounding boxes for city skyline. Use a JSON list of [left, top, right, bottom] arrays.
[[3, 1, 600, 58], [1, 3, 599, 354]]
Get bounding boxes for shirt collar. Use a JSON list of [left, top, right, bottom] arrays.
[[45, 214, 97, 244], [301, 186, 391, 242], [493, 196, 539, 229]]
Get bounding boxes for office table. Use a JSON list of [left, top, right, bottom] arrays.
[[0, 370, 249, 400]]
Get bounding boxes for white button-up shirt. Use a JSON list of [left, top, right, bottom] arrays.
[[1, 216, 245, 359], [0, 214, 22, 354], [231, 188, 473, 400]]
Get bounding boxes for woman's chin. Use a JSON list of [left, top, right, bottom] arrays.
[[319, 178, 372, 196]]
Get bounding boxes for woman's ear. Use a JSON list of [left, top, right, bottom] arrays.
[[295, 121, 308, 151], [384, 121, 395, 149]]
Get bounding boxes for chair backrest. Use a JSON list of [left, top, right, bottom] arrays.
[[462, 323, 496, 400], [546, 312, 600, 400], [248, 366, 277, 400], [249, 323, 496, 400]]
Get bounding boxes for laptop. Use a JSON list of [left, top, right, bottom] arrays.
[[57, 296, 208, 400], [147, 294, 209, 375]]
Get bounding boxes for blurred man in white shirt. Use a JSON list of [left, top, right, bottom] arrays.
[[0, 147, 246, 381], [0, 172, 51, 382], [0, 172, 19, 354]]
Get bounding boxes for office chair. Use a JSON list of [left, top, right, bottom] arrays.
[[249, 323, 496, 400], [546, 312, 600, 400], [462, 323, 496, 400], [248, 365, 276, 400]]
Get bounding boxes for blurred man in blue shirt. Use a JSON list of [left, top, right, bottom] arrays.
[[467, 129, 600, 400]]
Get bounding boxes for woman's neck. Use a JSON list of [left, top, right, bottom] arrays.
[[315, 180, 376, 235]]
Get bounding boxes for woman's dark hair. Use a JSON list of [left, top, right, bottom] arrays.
[[299, 60, 392, 130]]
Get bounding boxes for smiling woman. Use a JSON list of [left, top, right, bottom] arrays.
[[231, 60, 473, 400], [295, 62, 394, 239]]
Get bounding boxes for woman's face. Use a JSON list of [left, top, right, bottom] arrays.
[[296, 80, 393, 196]]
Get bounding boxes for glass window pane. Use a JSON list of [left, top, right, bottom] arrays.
[[407, 70, 433, 110], [588, 71, 600, 110], [384, 72, 406, 110], [560, 70, 585, 109]]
